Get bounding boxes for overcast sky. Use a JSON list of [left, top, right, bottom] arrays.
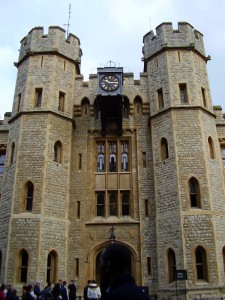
[[0, 0, 224, 118]]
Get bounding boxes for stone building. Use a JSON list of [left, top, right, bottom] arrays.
[[0, 22, 225, 299]]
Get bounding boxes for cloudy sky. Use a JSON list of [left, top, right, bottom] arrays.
[[0, 0, 224, 118]]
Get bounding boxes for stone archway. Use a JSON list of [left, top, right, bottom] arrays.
[[88, 241, 138, 295]]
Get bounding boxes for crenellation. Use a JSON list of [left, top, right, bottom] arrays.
[[143, 22, 206, 61], [18, 26, 82, 65]]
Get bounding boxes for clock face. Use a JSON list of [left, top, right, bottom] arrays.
[[100, 75, 119, 91]]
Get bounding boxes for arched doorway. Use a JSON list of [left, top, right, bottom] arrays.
[[93, 242, 135, 295]]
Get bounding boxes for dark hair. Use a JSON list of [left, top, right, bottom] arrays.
[[101, 243, 131, 273]]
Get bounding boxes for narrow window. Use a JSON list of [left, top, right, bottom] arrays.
[[161, 138, 169, 160], [123, 97, 130, 118], [121, 141, 129, 171], [109, 193, 117, 216], [46, 251, 57, 284], [97, 143, 105, 172], [26, 182, 34, 211], [109, 142, 117, 172], [79, 153, 82, 170], [189, 177, 201, 208], [147, 257, 152, 276], [168, 248, 176, 283], [142, 152, 147, 168], [134, 96, 143, 115], [53, 141, 62, 163], [145, 199, 149, 217], [64, 61, 66, 71], [41, 56, 44, 67], [122, 193, 130, 216], [223, 246, 225, 275], [179, 84, 188, 104], [178, 51, 181, 62], [0, 149, 6, 174], [221, 148, 225, 168], [77, 201, 80, 219], [19, 249, 28, 283], [201, 87, 207, 107], [58, 92, 65, 112], [10, 142, 15, 164], [97, 193, 105, 217], [157, 88, 164, 109], [195, 246, 208, 281], [81, 97, 90, 116], [17, 93, 21, 112], [75, 258, 79, 277], [35, 88, 42, 107], [208, 137, 214, 159]]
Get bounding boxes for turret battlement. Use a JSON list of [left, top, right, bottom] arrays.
[[18, 26, 82, 64], [143, 22, 206, 60]]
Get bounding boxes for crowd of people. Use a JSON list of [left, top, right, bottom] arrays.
[[0, 279, 102, 300], [0, 280, 78, 300], [0, 244, 148, 300]]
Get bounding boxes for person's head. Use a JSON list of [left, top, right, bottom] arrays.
[[63, 281, 66, 286], [36, 281, 40, 286], [26, 285, 33, 293], [100, 243, 131, 283]]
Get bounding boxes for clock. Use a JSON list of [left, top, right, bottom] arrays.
[[100, 75, 119, 91]]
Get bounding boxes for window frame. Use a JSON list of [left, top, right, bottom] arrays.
[[58, 91, 65, 112], [96, 139, 130, 173], [179, 83, 188, 104], [189, 177, 201, 208], [35, 88, 43, 108], [96, 191, 130, 218], [53, 141, 63, 163], [0, 149, 6, 174], [168, 248, 176, 283], [157, 88, 164, 109], [160, 138, 169, 161], [195, 246, 208, 281]]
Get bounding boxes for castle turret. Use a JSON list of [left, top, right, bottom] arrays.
[[144, 22, 225, 297], [0, 26, 81, 284]]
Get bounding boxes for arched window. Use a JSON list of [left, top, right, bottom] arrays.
[[97, 143, 105, 172], [53, 141, 62, 163], [19, 249, 28, 283], [121, 141, 129, 171], [25, 181, 34, 211], [97, 193, 105, 217], [134, 96, 143, 115], [47, 250, 58, 284], [168, 248, 176, 283], [189, 177, 201, 208], [10, 142, 15, 164], [195, 246, 208, 281], [222, 148, 225, 168], [161, 138, 169, 160], [123, 96, 130, 118], [109, 142, 117, 172], [81, 97, 90, 116], [109, 193, 117, 216], [122, 193, 130, 216], [208, 137, 214, 159]]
